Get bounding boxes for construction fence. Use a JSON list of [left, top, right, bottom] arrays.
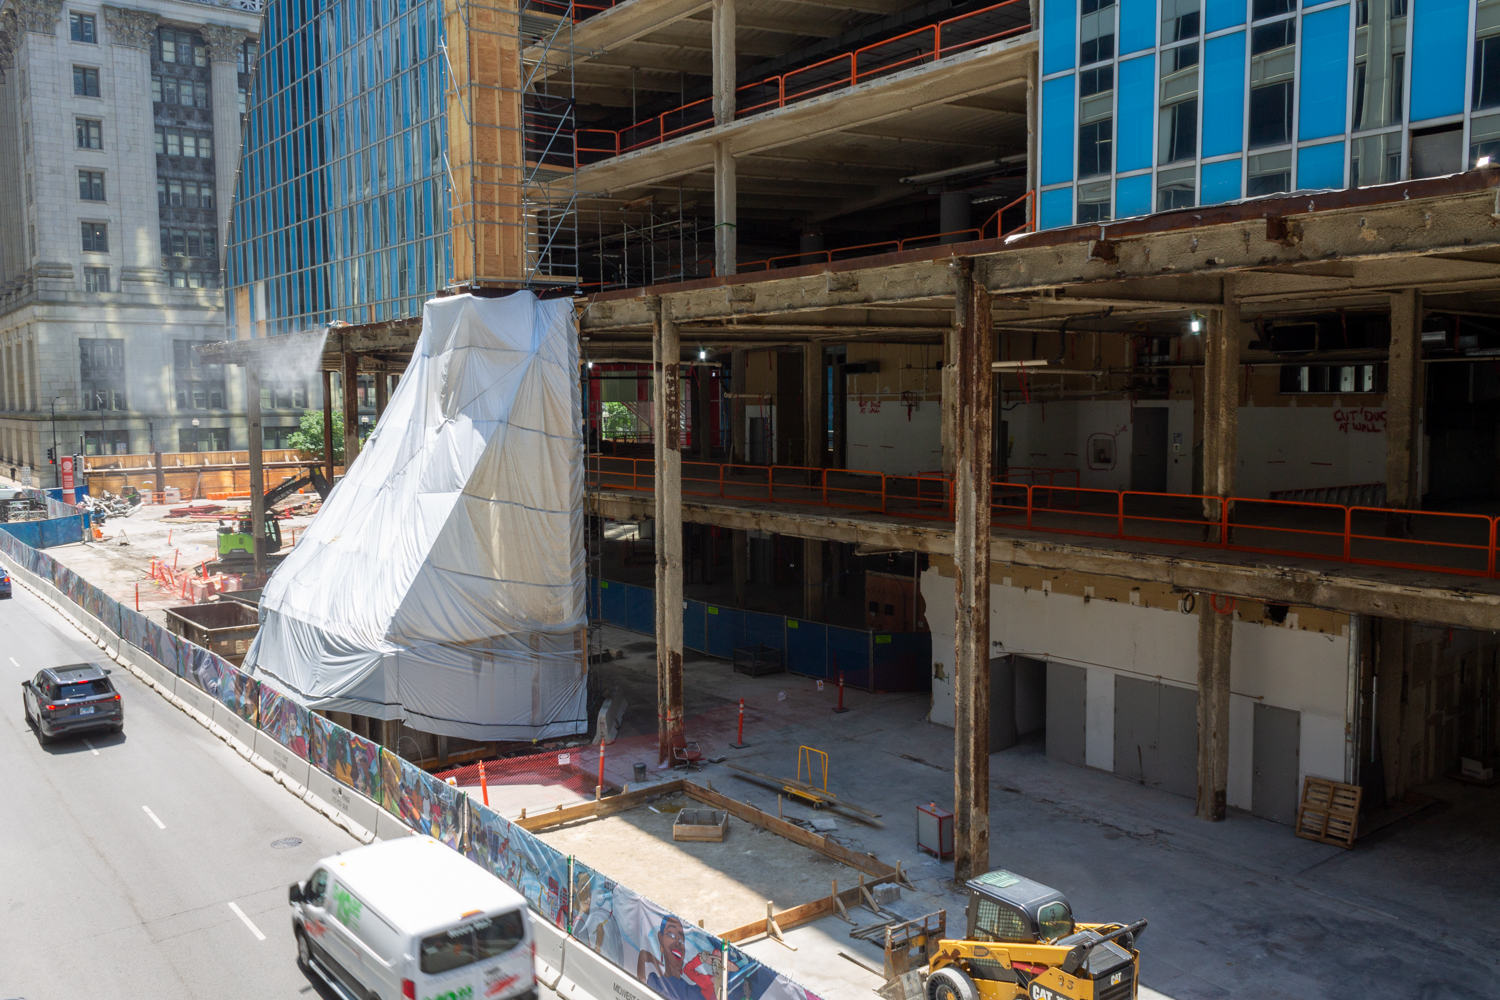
[[591, 578, 932, 692], [0, 489, 88, 548], [0, 529, 828, 1000]]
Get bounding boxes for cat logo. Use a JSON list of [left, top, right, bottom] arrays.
[[1111, 972, 1124, 985], [1028, 986, 1055, 1000]]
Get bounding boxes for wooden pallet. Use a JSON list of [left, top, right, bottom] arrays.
[[1295, 776, 1362, 848]]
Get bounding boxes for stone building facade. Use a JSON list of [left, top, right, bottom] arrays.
[[0, 0, 263, 479]]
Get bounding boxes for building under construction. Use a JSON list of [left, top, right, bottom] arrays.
[[219, 0, 1500, 886]]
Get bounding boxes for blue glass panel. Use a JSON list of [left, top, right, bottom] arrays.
[[1040, 186, 1074, 229], [1040, 74, 1077, 186], [1043, 0, 1076, 74], [1117, 54, 1155, 171], [1297, 140, 1345, 188], [1410, 0, 1468, 121], [1119, 0, 1156, 54], [1202, 32, 1245, 157], [1298, 6, 1350, 140], [1200, 158, 1242, 203], [1205, 0, 1246, 31], [1116, 174, 1152, 216]]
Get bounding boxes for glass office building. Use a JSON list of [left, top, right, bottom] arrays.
[[1038, 0, 1494, 228], [227, 0, 453, 335]]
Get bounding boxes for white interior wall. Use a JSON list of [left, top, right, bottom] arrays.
[[1003, 400, 1193, 493], [922, 568, 1351, 811], [845, 398, 943, 474], [1236, 406, 1388, 497]]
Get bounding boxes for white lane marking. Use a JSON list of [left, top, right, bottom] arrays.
[[82, 739, 99, 755], [228, 901, 267, 941], [142, 805, 166, 829], [9, 657, 19, 667]]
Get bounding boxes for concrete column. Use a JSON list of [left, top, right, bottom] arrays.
[[1200, 294, 1240, 528], [695, 364, 712, 461], [711, 0, 736, 125], [101, 6, 161, 290], [379, 717, 402, 752], [802, 538, 823, 620], [321, 368, 335, 484], [1386, 290, 1422, 509], [951, 260, 993, 881], [804, 343, 825, 469], [1195, 604, 1231, 820], [201, 25, 248, 250], [245, 365, 266, 578], [375, 371, 390, 422], [652, 297, 684, 763], [714, 143, 737, 276], [730, 348, 746, 462], [342, 353, 360, 468], [942, 318, 958, 477]]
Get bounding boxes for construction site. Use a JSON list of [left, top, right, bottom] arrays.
[[2, 0, 1498, 998]]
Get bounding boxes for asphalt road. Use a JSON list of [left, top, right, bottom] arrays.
[[0, 576, 359, 999]]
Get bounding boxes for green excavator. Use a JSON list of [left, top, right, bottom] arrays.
[[216, 468, 330, 563]]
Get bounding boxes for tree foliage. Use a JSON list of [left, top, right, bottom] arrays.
[[286, 409, 345, 463]]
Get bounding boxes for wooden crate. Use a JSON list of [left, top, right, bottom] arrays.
[[672, 808, 728, 842], [1295, 776, 1362, 848]]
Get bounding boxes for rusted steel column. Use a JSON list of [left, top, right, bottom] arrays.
[[652, 297, 685, 763], [942, 320, 957, 477], [375, 371, 390, 422], [245, 365, 267, 579], [1386, 289, 1422, 509], [1195, 601, 1232, 820], [951, 259, 994, 881], [342, 352, 361, 468], [321, 368, 335, 486]]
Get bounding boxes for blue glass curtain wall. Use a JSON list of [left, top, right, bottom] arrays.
[[228, 0, 451, 334], [1037, 0, 1492, 228]]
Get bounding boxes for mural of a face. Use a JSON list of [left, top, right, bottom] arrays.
[[659, 916, 685, 978]]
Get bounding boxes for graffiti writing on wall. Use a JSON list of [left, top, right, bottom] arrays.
[[1334, 408, 1386, 434]]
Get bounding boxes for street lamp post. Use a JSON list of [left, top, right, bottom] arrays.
[[50, 397, 63, 488]]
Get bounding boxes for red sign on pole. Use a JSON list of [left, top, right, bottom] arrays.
[[60, 455, 75, 505]]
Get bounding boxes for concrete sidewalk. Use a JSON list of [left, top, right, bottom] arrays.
[[589, 625, 1499, 1000]]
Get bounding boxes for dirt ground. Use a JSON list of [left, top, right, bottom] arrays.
[[537, 792, 866, 933]]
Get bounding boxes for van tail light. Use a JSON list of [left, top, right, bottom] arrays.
[[45, 705, 57, 712], [402, 980, 416, 999]]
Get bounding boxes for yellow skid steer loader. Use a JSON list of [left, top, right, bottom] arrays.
[[926, 870, 1146, 1000]]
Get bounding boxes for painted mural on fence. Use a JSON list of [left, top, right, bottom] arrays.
[[309, 711, 335, 774], [381, 753, 464, 848], [725, 945, 823, 1000], [346, 731, 381, 803], [259, 685, 310, 757], [573, 867, 725, 1000], [472, 805, 569, 927]]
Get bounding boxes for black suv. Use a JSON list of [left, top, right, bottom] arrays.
[[22, 663, 123, 744]]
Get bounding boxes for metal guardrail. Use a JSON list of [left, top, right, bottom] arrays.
[[589, 456, 1500, 580]]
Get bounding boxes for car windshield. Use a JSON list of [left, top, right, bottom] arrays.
[[1036, 901, 1074, 942], [54, 679, 110, 699], [420, 910, 525, 974]]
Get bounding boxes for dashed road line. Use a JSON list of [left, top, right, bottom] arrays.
[[142, 805, 166, 829], [228, 902, 266, 941], [82, 739, 99, 755]]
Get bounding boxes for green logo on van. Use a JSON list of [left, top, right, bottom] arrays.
[[424, 988, 474, 1000], [331, 883, 363, 930]]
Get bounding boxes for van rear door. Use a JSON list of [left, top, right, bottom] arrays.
[[417, 908, 532, 1000]]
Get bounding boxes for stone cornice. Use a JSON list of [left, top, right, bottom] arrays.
[[199, 22, 245, 62], [102, 4, 157, 48]]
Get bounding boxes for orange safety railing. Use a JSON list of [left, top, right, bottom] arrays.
[[588, 456, 1500, 580], [574, 0, 1031, 165]]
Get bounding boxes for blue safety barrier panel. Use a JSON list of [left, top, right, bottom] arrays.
[[871, 632, 933, 692], [827, 626, 872, 691], [598, 579, 627, 626], [0, 515, 85, 549], [684, 600, 707, 653], [784, 619, 829, 679], [704, 604, 746, 660], [624, 584, 654, 634]]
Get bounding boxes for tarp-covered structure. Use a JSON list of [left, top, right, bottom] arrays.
[[243, 292, 588, 740]]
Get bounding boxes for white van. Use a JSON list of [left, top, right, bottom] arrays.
[[289, 835, 537, 1000]]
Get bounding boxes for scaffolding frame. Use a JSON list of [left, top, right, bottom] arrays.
[[441, 0, 579, 290]]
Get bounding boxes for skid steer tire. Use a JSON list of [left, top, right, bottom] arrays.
[[926, 968, 978, 1000]]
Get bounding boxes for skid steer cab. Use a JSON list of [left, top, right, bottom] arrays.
[[926, 870, 1146, 1000]]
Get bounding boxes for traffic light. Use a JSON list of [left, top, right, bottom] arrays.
[[46, 447, 55, 464]]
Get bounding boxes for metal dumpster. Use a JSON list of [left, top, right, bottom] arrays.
[[165, 601, 260, 666]]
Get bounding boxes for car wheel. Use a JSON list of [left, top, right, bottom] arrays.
[[295, 927, 312, 969], [37, 727, 52, 746]]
